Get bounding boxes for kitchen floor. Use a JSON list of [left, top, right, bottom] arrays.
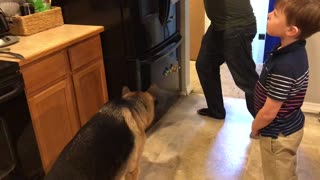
[[140, 94, 320, 180], [139, 61, 320, 180]]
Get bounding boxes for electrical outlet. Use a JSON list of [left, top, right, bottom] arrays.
[[258, 34, 265, 40]]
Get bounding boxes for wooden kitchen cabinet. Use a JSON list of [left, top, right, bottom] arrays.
[[69, 35, 108, 126], [19, 32, 108, 173], [27, 78, 79, 172], [72, 60, 108, 126]]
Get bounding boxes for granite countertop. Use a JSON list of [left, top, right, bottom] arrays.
[[0, 24, 104, 67]]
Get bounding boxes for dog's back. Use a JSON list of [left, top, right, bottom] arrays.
[[45, 87, 155, 180]]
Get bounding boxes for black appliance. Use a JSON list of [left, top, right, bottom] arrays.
[[52, 0, 182, 121], [0, 9, 19, 48], [0, 61, 44, 180]]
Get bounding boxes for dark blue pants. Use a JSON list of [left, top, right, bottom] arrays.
[[196, 23, 259, 118]]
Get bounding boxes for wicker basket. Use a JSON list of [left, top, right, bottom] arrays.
[[9, 6, 64, 36]]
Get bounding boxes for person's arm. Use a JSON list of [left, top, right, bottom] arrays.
[[251, 97, 283, 136]]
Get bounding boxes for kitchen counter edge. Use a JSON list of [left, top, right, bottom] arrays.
[[0, 24, 104, 67]]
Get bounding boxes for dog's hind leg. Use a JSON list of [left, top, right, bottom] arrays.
[[125, 167, 140, 180], [125, 148, 143, 180], [125, 135, 146, 180], [122, 107, 150, 180]]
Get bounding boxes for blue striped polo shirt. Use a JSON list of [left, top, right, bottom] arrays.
[[254, 40, 309, 139]]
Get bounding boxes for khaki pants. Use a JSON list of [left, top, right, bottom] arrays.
[[259, 128, 304, 180]]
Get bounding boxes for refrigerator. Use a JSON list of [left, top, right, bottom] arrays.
[[52, 0, 182, 122]]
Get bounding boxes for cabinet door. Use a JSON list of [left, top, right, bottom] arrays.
[[73, 60, 108, 126], [28, 79, 80, 173]]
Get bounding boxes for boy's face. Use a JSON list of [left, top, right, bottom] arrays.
[[267, 7, 289, 38]]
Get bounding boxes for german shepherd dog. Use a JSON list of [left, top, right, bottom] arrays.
[[44, 86, 156, 180]]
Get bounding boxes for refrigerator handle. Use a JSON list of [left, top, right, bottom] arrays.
[[141, 35, 182, 64]]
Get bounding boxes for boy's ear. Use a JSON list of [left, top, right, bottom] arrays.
[[122, 86, 131, 96], [287, 25, 300, 38]]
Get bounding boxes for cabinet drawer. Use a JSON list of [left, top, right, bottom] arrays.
[[68, 35, 103, 71], [22, 51, 69, 95]]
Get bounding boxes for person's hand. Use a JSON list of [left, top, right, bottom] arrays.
[[250, 130, 260, 139], [251, 121, 260, 139]]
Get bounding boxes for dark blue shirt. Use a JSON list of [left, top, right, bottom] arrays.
[[254, 40, 309, 139]]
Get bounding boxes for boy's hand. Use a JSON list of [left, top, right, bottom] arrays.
[[250, 123, 260, 139], [250, 131, 260, 139]]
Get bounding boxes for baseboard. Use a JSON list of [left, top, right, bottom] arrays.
[[302, 102, 320, 114], [180, 83, 193, 95], [179, 81, 320, 114]]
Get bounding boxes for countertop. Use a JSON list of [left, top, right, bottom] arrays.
[[0, 24, 104, 67]]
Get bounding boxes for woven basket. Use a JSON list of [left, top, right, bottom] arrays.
[[9, 6, 64, 36]]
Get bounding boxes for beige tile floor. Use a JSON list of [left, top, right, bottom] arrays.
[[140, 94, 320, 180], [139, 61, 320, 180], [189, 61, 263, 98]]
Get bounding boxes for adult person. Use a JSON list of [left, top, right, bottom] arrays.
[[196, 0, 259, 119]]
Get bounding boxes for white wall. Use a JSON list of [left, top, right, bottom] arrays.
[[179, 0, 191, 95], [302, 32, 320, 113], [250, 0, 269, 64]]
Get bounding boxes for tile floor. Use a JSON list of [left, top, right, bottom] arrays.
[[139, 94, 320, 180], [189, 61, 263, 98]]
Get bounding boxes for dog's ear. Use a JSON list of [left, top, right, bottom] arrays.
[[147, 83, 159, 97], [122, 86, 131, 96], [149, 83, 158, 89]]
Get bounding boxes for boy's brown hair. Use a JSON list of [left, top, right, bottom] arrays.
[[275, 0, 320, 39]]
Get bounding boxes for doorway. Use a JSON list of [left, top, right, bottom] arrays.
[[189, 0, 205, 61], [189, 0, 270, 98]]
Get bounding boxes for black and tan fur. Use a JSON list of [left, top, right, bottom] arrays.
[[44, 86, 156, 180]]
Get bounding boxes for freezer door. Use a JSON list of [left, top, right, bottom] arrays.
[[129, 33, 182, 92]]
